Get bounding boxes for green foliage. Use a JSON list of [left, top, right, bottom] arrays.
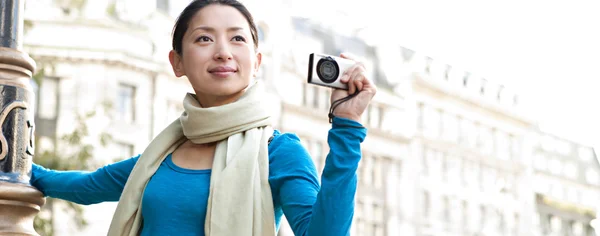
[[53, 0, 88, 16], [24, 19, 34, 35], [106, 1, 117, 18], [32, 91, 112, 235]]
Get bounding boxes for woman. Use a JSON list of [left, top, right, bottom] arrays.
[[31, 0, 377, 235]]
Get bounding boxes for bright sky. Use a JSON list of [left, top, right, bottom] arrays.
[[355, 0, 600, 146], [176, 0, 600, 146]]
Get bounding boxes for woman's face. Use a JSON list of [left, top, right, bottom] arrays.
[[169, 4, 261, 107]]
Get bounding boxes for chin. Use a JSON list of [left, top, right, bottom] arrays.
[[208, 81, 249, 96]]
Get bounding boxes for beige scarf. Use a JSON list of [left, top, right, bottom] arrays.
[[107, 81, 276, 236]]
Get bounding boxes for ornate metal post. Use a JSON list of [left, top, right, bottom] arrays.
[[0, 0, 45, 235]]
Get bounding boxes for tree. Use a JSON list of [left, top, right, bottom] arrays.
[[31, 69, 112, 236]]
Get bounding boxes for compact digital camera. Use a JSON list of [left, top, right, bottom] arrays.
[[307, 53, 354, 90]]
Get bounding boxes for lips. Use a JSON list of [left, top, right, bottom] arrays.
[[209, 66, 237, 73], [208, 66, 237, 78]]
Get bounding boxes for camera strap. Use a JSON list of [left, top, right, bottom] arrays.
[[328, 90, 361, 123]]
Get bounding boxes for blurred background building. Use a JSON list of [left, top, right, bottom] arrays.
[[21, 0, 600, 235]]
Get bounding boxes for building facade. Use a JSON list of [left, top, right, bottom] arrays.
[[530, 134, 600, 236], [403, 53, 538, 236], [22, 0, 599, 235]]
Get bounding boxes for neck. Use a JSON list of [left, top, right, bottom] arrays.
[[194, 90, 245, 108], [184, 139, 217, 147]]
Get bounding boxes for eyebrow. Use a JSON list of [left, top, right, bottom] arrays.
[[191, 26, 245, 33]]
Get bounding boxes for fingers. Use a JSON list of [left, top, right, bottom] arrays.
[[344, 65, 366, 94], [340, 52, 357, 61], [342, 64, 359, 94], [339, 52, 370, 94]]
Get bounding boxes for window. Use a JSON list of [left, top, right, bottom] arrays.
[[156, 0, 169, 13], [587, 225, 596, 236], [460, 119, 477, 148], [481, 167, 497, 192], [37, 136, 55, 153], [445, 155, 461, 185], [38, 77, 59, 119], [548, 159, 562, 175], [510, 135, 521, 160], [422, 106, 441, 139], [462, 160, 480, 188], [572, 221, 584, 236], [417, 103, 424, 131], [480, 205, 487, 226], [424, 57, 432, 74], [303, 85, 319, 109], [353, 202, 365, 236], [586, 168, 599, 185], [372, 203, 384, 233], [299, 136, 309, 151], [279, 72, 303, 106], [478, 126, 494, 155], [361, 153, 373, 184], [372, 156, 384, 189], [422, 190, 431, 219], [533, 176, 550, 195], [513, 214, 520, 236], [381, 107, 403, 135], [166, 100, 183, 124], [115, 142, 134, 159], [462, 201, 469, 230], [440, 196, 450, 220], [368, 105, 382, 129], [579, 147, 595, 162], [564, 162, 578, 179], [257, 25, 266, 42], [424, 148, 443, 180], [550, 215, 562, 234], [533, 153, 548, 171], [117, 83, 136, 122], [312, 86, 319, 108], [550, 184, 564, 200], [498, 210, 506, 234], [541, 135, 555, 152], [480, 79, 487, 95], [449, 197, 462, 224], [496, 131, 510, 160], [566, 187, 580, 203], [319, 88, 330, 111], [310, 141, 324, 172], [556, 139, 572, 156], [256, 64, 267, 81], [442, 113, 459, 143], [354, 201, 384, 236]]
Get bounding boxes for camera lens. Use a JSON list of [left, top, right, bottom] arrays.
[[316, 58, 339, 84]]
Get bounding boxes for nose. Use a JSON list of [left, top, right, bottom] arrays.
[[213, 43, 233, 61]]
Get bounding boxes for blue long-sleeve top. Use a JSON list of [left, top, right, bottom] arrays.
[[30, 117, 366, 236]]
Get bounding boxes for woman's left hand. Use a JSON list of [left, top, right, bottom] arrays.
[[330, 53, 377, 123]]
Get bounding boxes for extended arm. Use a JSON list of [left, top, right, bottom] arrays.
[[30, 155, 139, 205]]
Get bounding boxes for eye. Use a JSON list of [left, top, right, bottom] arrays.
[[232, 35, 246, 42], [196, 36, 212, 42]]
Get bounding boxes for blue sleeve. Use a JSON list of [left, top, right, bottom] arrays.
[[30, 155, 140, 205], [269, 117, 366, 236]]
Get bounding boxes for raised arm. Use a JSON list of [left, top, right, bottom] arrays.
[[30, 155, 140, 205], [269, 117, 366, 236]]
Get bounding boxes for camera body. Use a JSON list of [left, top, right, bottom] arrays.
[[307, 53, 354, 90]]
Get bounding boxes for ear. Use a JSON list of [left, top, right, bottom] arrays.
[[253, 51, 262, 77], [169, 50, 185, 77]]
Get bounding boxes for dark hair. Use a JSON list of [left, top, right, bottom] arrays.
[[172, 0, 259, 55]]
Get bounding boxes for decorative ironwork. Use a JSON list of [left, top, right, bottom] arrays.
[[0, 100, 27, 161]]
